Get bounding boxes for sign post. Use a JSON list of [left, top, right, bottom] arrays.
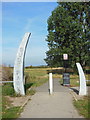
[[63, 54, 68, 73], [63, 54, 70, 86]]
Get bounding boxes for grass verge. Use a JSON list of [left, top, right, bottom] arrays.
[[2, 83, 15, 97], [2, 96, 22, 119], [2, 68, 49, 119], [73, 96, 90, 118]]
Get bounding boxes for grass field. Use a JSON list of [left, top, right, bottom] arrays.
[[25, 68, 48, 87], [2, 67, 90, 119]]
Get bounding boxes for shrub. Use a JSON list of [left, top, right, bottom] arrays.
[[2, 66, 13, 81]]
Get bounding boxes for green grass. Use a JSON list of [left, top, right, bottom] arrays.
[[2, 96, 22, 119], [3, 106, 21, 119], [70, 74, 79, 87], [25, 68, 48, 76], [26, 88, 36, 95], [2, 67, 90, 119], [2, 68, 49, 96], [25, 68, 48, 87], [2, 83, 15, 96], [58, 73, 90, 118], [74, 96, 90, 118], [2, 68, 49, 119]]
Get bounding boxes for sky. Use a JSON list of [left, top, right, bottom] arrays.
[[2, 2, 58, 67]]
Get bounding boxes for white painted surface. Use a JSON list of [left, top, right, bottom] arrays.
[[13, 33, 31, 95], [63, 54, 68, 60], [49, 73, 53, 95], [76, 63, 87, 95], [0, 81, 13, 83]]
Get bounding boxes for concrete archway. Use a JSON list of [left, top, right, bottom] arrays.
[[76, 63, 87, 95], [13, 33, 31, 95]]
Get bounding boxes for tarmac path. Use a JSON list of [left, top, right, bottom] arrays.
[[20, 78, 83, 118]]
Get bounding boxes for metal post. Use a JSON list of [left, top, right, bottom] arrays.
[[63, 54, 70, 86]]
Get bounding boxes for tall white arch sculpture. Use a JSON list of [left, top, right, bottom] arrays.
[[76, 63, 87, 95], [13, 32, 31, 95]]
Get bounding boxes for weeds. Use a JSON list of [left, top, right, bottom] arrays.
[[2, 96, 22, 119], [2, 83, 15, 96], [74, 96, 90, 118]]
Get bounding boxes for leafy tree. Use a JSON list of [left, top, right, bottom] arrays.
[[45, 2, 90, 68]]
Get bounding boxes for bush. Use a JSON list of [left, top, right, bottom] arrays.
[[26, 88, 36, 95], [74, 96, 90, 118], [2, 66, 13, 81], [85, 70, 90, 74]]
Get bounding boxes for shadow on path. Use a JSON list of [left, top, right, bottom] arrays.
[[70, 88, 79, 95]]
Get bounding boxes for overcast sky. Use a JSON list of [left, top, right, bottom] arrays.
[[2, 2, 58, 66]]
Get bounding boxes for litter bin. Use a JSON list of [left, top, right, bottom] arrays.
[[63, 73, 70, 86]]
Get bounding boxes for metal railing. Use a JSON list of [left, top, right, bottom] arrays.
[[0, 81, 13, 83]]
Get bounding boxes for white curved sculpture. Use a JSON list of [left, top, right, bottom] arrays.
[[76, 63, 87, 95], [13, 32, 31, 95]]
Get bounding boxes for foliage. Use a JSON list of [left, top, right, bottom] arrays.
[[47, 68, 74, 74], [2, 67, 90, 119], [26, 88, 36, 95], [2, 68, 48, 97], [45, 2, 90, 68], [25, 65, 49, 69], [2, 82, 35, 97], [2, 66, 13, 81]]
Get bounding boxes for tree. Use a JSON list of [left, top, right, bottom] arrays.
[[45, 2, 90, 68]]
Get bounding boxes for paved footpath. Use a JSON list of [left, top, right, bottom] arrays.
[[20, 78, 83, 118]]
